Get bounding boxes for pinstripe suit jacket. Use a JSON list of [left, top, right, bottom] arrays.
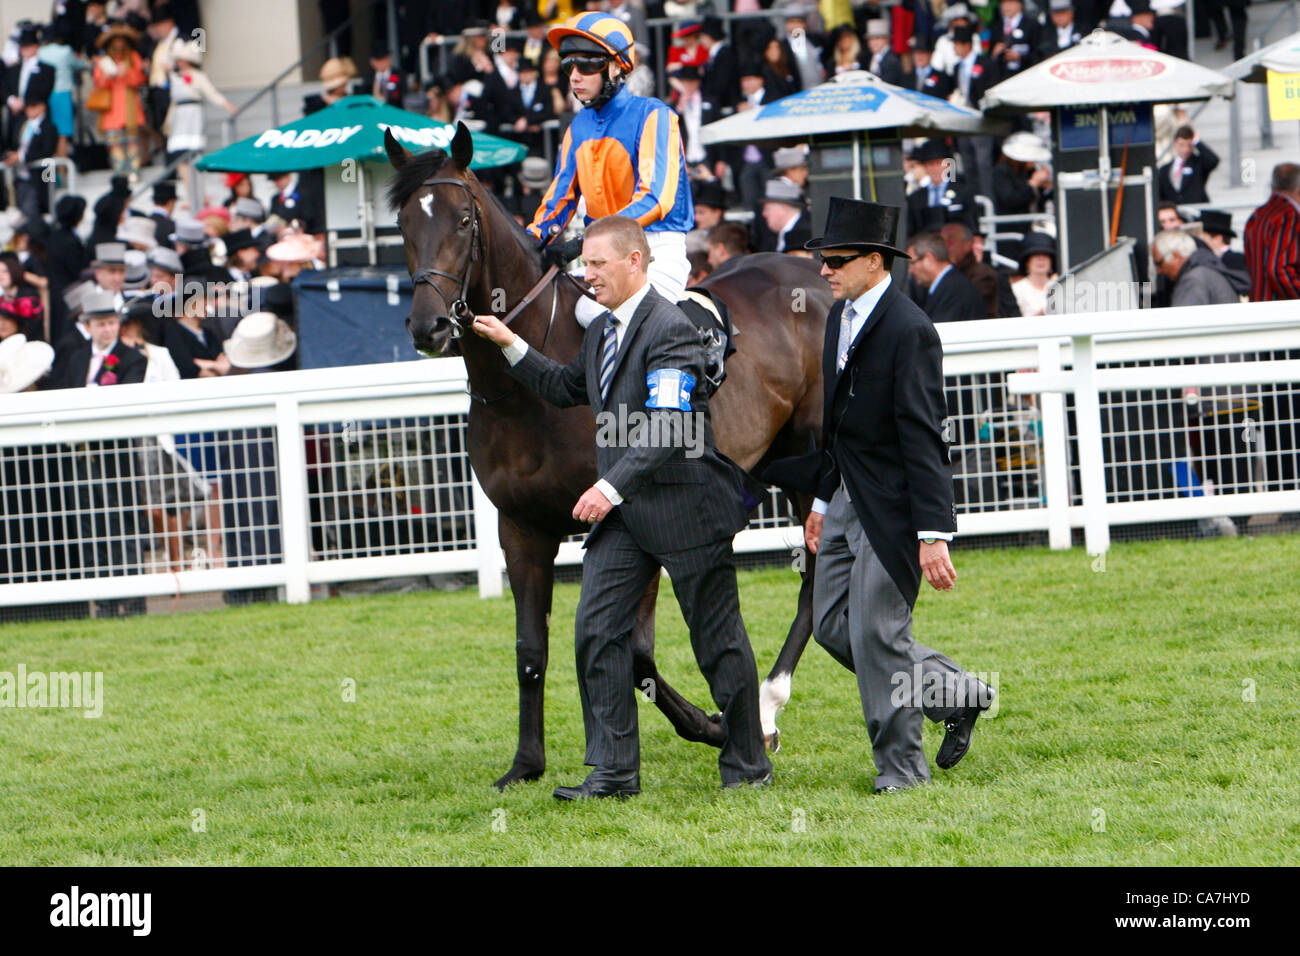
[[508, 285, 750, 553]]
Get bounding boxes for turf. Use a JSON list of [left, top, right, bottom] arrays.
[[1, 535, 1297, 866]]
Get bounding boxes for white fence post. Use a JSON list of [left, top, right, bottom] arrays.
[[1037, 340, 1072, 550], [471, 469, 503, 598], [275, 397, 311, 604], [1070, 334, 1111, 556]]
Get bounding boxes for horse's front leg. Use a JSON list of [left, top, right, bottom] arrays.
[[632, 575, 726, 748], [759, 491, 818, 752], [494, 513, 559, 790]]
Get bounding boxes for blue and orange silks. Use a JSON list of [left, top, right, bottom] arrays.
[[527, 85, 695, 242]]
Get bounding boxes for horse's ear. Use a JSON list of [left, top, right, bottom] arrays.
[[451, 122, 474, 170], [385, 128, 412, 170]]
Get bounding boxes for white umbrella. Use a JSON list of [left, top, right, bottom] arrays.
[[981, 30, 1233, 253], [980, 30, 1235, 112], [700, 70, 1005, 145], [1222, 31, 1300, 84]]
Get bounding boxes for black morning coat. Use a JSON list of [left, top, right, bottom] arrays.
[[765, 279, 957, 606]]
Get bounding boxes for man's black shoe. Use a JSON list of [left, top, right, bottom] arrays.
[[721, 770, 773, 790], [936, 686, 994, 769], [553, 770, 641, 801]]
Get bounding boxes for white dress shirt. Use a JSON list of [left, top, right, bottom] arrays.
[[810, 273, 954, 542], [86, 343, 115, 386], [502, 281, 654, 505]]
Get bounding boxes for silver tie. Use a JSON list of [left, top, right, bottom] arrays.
[[836, 301, 856, 372]]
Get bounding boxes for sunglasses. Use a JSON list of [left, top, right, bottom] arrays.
[[817, 252, 865, 270], [560, 54, 611, 76]]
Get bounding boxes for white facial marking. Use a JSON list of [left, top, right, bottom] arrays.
[[420, 194, 434, 218]]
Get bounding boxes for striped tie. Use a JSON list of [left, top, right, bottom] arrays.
[[599, 311, 618, 401], [837, 301, 856, 372]]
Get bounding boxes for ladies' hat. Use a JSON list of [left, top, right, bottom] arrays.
[[1001, 131, 1052, 164], [319, 56, 358, 91], [96, 22, 141, 50], [223, 312, 297, 369], [1018, 231, 1057, 270], [0, 335, 55, 394], [170, 38, 203, 66], [805, 196, 911, 258], [196, 205, 231, 225], [266, 233, 317, 263]]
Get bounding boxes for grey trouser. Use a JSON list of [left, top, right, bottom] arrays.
[[812, 486, 976, 788]]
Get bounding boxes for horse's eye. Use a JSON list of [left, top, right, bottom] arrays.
[[459, 216, 470, 228]]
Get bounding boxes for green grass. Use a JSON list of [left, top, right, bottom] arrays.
[[1, 535, 1298, 865]]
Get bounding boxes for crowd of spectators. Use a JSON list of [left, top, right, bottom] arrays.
[[0, 0, 1296, 598]]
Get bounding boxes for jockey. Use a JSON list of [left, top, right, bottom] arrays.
[[527, 12, 694, 326]]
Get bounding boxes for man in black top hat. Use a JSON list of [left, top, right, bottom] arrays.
[[1039, 0, 1084, 58], [3, 89, 58, 220], [144, 180, 178, 249], [361, 39, 403, 108], [2, 25, 55, 153], [1198, 209, 1248, 277], [504, 56, 554, 154], [766, 197, 993, 791], [907, 138, 980, 236], [910, 34, 952, 97]]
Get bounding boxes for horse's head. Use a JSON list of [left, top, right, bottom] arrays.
[[386, 123, 481, 356]]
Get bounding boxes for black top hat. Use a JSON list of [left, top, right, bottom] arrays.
[[1018, 231, 1057, 269], [693, 180, 725, 209], [675, 64, 701, 81], [505, 37, 525, 54], [918, 206, 949, 232], [700, 16, 725, 38], [151, 3, 175, 23], [913, 33, 935, 53], [805, 197, 911, 258], [15, 216, 50, 241], [912, 138, 953, 162], [153, 181, 177, 205], [370, 38, 391, 59], [951, 24, 975, 44], [738, 55, 764, 78], [224, 228, 260, 255], [17, 25, 40, 47], [1198, 209, 1236, 239], [1128, 0, 1153, 15]]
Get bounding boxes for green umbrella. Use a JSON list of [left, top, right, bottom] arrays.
[[196, 95, 527, 173]]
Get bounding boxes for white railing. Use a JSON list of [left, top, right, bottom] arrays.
[[3, 299, 1299, 611]]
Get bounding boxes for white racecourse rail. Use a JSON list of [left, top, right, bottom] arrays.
[[1, 299, 1299, 609]]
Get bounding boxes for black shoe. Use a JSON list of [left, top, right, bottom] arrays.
[[553, 770, 640, 801], [875, 785, 902, 794], [721, 770, 773, 790], [936, 686, 995, 770]]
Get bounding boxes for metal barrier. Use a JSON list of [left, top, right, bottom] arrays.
[[973, 194, 1054, 264], [3, 301, 1299, 614]]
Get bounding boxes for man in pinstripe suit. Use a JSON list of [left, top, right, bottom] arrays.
[[472, 215, 772, 799]]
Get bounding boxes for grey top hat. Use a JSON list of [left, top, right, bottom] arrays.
[[117, 215, 159, 250], [866, 19, 890, 38], [233, 197, 266, 222], [123, 250, 150, 289], [81, 290, 120, 318], [763, 178, 806, 207], [169, 218, 209, 246], [147, 246, 184, 274], [772, 146, 808, 171], [520, 156, 552, 190], [1049, 0, 1074, 10], [92, 242, 127, 267]]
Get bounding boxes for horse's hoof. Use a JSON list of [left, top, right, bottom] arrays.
[[494, 766, 544, 791], [766, 729, 781, 753]]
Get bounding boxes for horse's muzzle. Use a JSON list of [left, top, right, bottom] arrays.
[[406, 313, 457, 356]]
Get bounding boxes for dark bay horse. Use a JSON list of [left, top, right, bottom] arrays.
[[386, 124, 825, 788]]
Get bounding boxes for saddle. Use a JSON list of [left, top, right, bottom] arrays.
[[677, 287, 736, 395]]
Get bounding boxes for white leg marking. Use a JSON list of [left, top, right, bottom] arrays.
[[759, 672, 792, 738]]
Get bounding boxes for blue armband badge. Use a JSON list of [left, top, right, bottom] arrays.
[[646, 368, 695, 411]]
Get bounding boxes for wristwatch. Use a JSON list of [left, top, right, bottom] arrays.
[[922, 537, 938, 545]]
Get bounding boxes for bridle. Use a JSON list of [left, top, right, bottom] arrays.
[[408, 177, 482, 338], [405, 175, 596, 348]]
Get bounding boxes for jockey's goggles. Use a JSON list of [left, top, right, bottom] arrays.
[[560, 53, 612, 76]]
